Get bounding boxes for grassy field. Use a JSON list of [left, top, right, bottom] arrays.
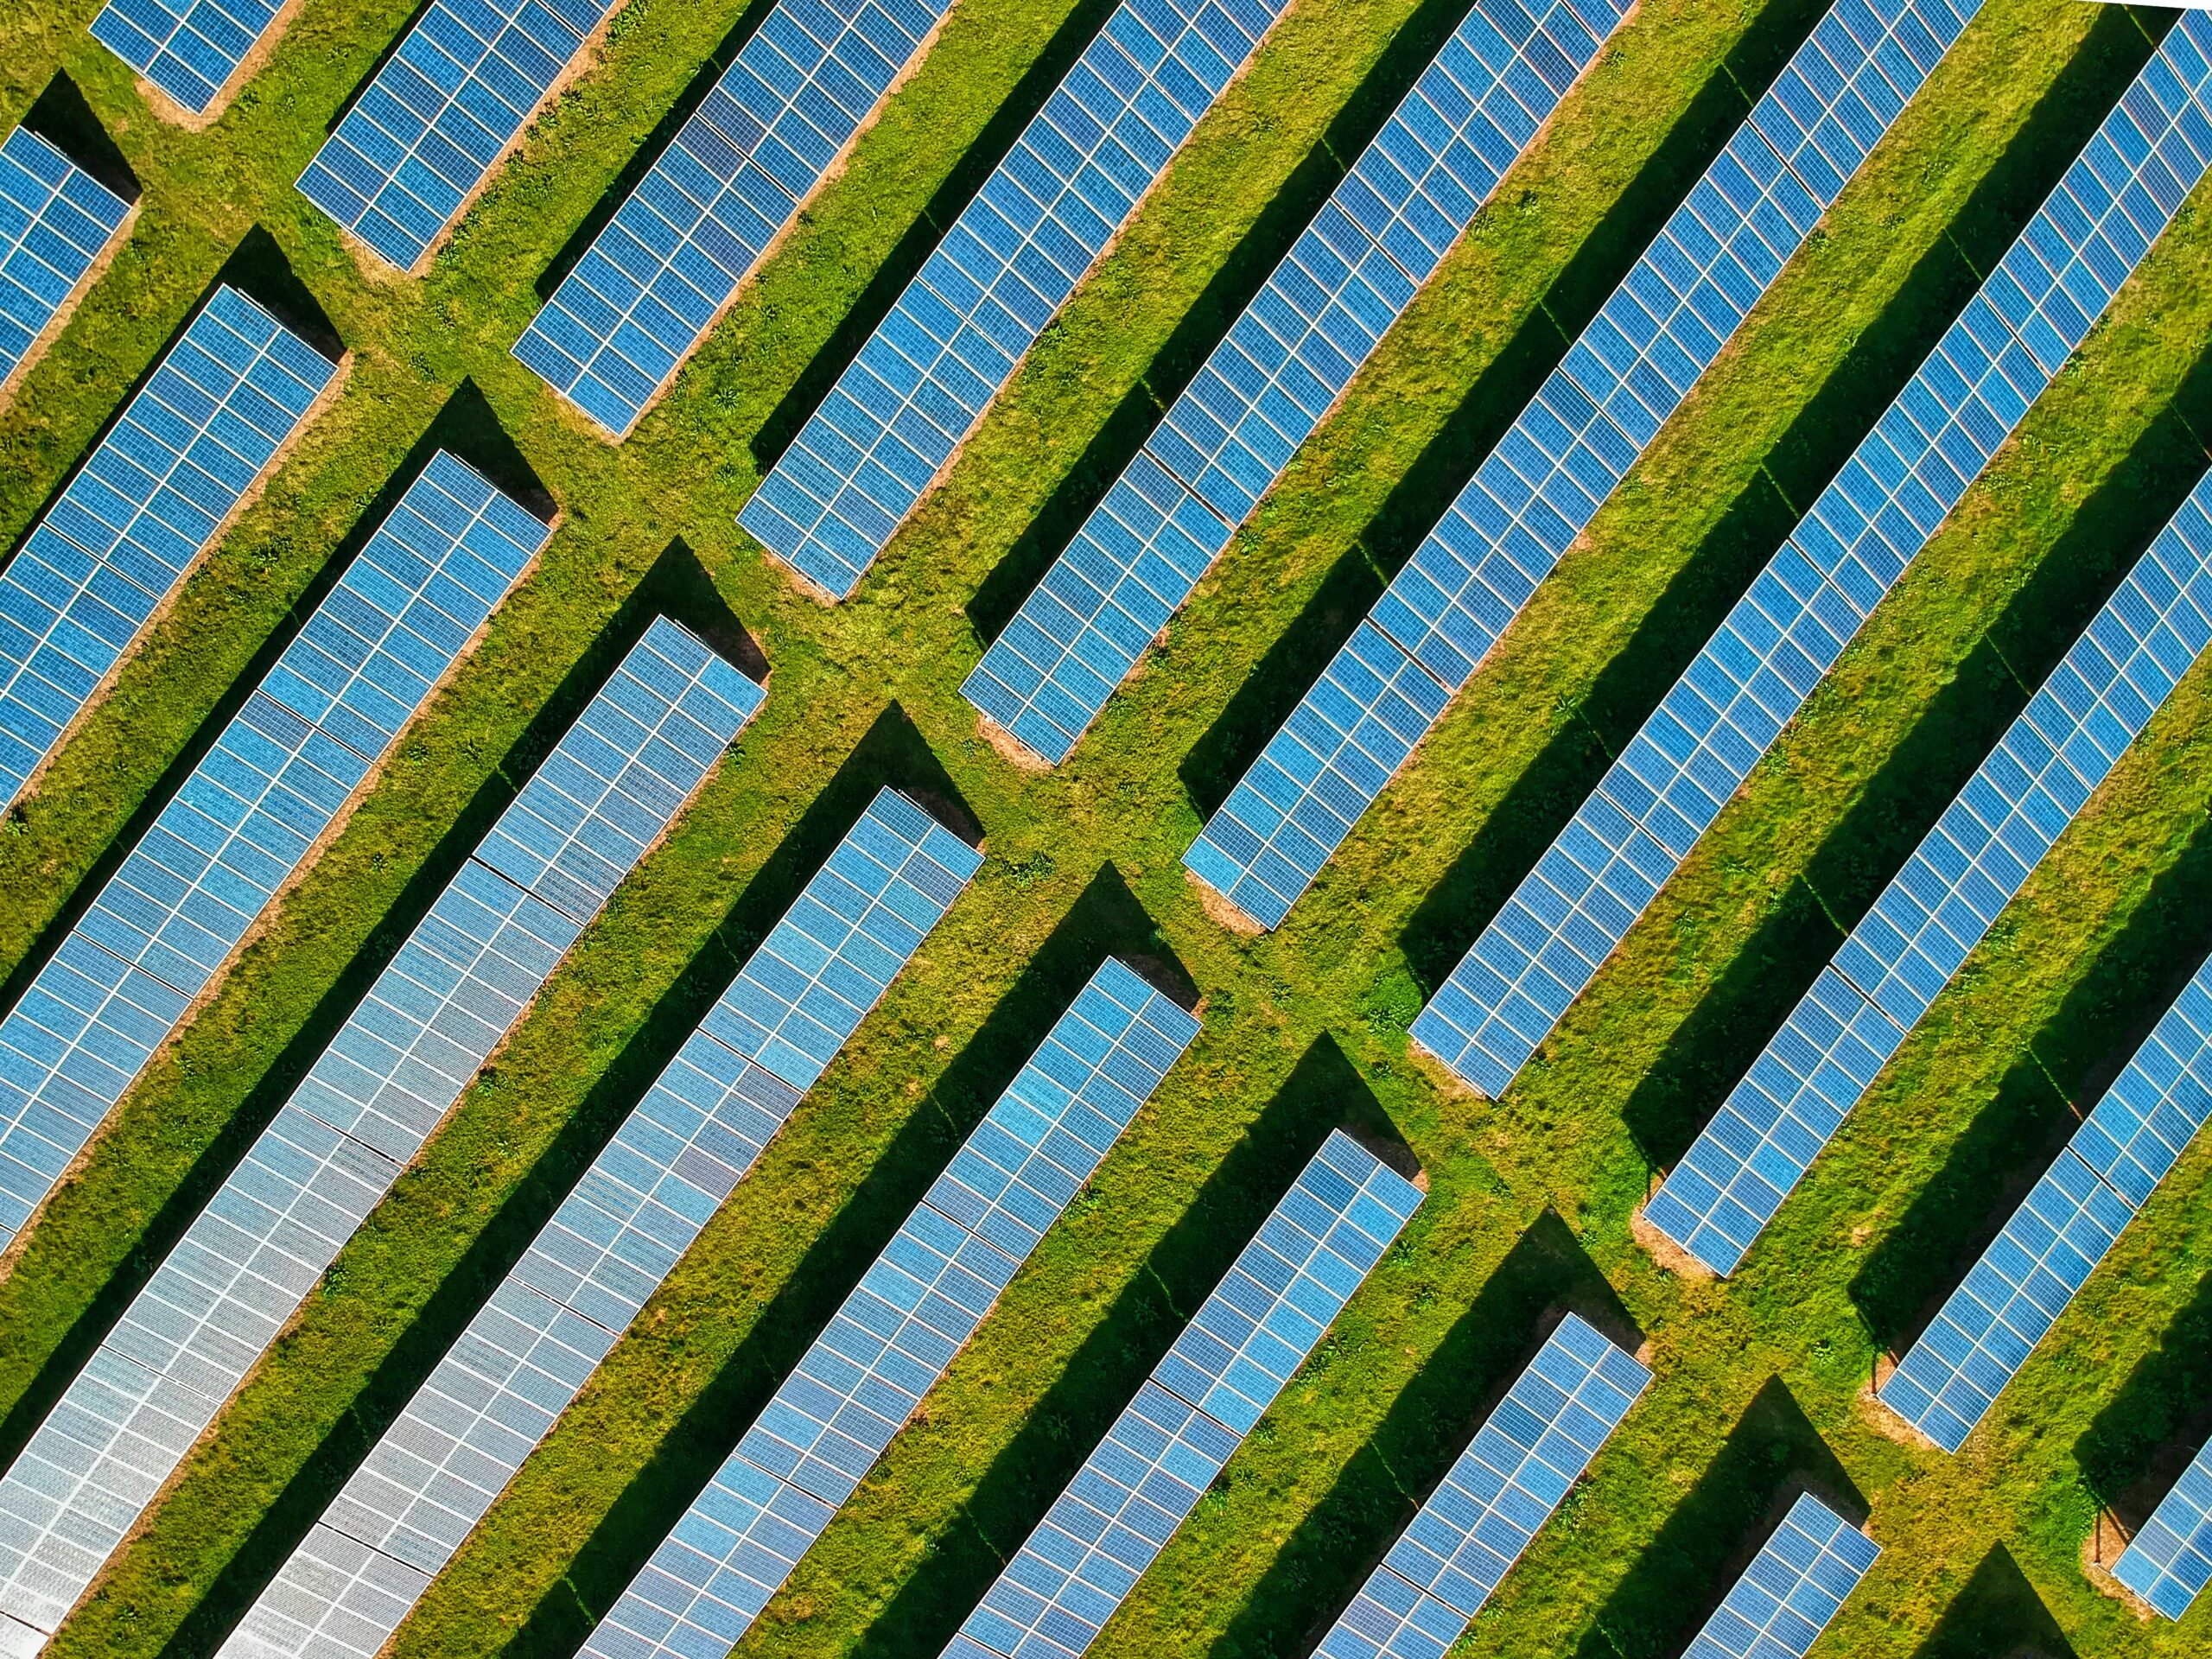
[[1, 0, 2209, 1656]]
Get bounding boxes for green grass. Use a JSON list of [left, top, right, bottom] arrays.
[[0, 0, 2209, 1656]]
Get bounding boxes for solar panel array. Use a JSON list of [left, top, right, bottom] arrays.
[[515, 0, 958, 438], [90, 0, 287, 117], [1408, 20, 2212, 1100], [0, 284, 340, 812], [0, 126, 130, 400], [297, 0, 619, 274], [940, 1128, 1422, 1659], [1181, 0, 1989, 932], [1646, 465, 2212, 1281], [573, 959, 1199, 1659], [0, 615, 759, 1655], [1313, 1312, 1646, 1659], [738, 0, 1298, 601], [2115, 1426, 2212, 1621], [1680, 1494, 1880, 1659], [958, 0, 1631, 766]]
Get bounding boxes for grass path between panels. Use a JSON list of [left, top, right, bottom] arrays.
[[0, 0, 2207, 1656]]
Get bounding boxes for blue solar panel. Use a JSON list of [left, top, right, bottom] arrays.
[[1313, 1313, 1646, 1659], [0, 614, 759, 1652], [1184, 0, 1988, 931], [738, 0, 1300, 601], [90, 0, 289, 118], [298, 0, 620, 273], [0, 127, 130, 402], [1681, 1494, 1879, 1659], [569, 960, 1199, 1659], [0, 284, 341, 812], [2116, 1427, 2212, 1621], [515, 0, 958, 438], [939, 1128, 1422, 1659], [959, 0, 1632, 765], [1408, 18, 2212, 1099]]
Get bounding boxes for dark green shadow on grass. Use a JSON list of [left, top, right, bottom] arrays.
[[2076, 1268, 2212, 1528], [1393, 1, 2171, 1003], [1912, 1545, 2078, 1659], [1573, 1377, 1861, 1659], [1176, 0, 1837, 820], [1205, 1210, 1633, 1659], [22, 72, 138, 203]]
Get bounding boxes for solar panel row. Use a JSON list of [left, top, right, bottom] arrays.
[[0, 450, 537, 1293], [0, 283, 340, 812], [1313, 1312, 1646, 1659], [1646, 461, 2212, 1279], [298, 0, 620, 274], [90, 0, 288, 118], [1408, 17, 2212, 1100], [213, 785, 980, 1659], [515, 0, 957, 437], [1182, 0, 1989, 931], [0, 613, 756, 1655], [575, 958, 1198, 1659], [739, 0, 1298, 601], [1681, 1494, 1880, 1659], [958, 0, 1632, 766], [2115, 1423, 2212, 1621], [0, 126, 130, 403], [941, 1128, 1423, 1659]]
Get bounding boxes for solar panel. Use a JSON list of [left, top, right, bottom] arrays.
[[737, 0, 1302, 601], [2115, 1427, 2212, 1620], [1647, 465, 2212, 1280], [1313, 1312, 1646, 1659], [0, 616, 760, 1655], [1676, 1493, 1879, 1659], [1878, 954, 2212, 1453], [1183, 0, 1991, 931], [514, 0, 960, 438], [939, 1128, 1422, 1659], [89, 0, 289, 118], [1408, 17, 2212, 1098], [958, 0, 1632, 766], [0, 126, 130, 403], [567, 959, 1198, 1659], [297, 0, 621, 274], [0, 283, 341, 811]]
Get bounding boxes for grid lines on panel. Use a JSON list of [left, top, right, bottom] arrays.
[[1313, 1313, 1647, 1659], [959, 0, 1630, 766], [0, 128, 130, 397], [1681, 1494, 1879, 1659], [515, 0, 954, 437], [943, 1129, 1422, 1659], [1406, 17, 2212, 1100], [297, 0, 620, 273], [738, 0, 1296, 601], [0, 617, 754, 1648], [0, 283, 340, 812], [2116, 1430, 2212, 1620], [1183, 0, 1987, 932], [574, 959, 1198, 1659], [90, 0, 286, 115]]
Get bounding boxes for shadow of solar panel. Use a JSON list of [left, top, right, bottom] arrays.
[[960, 0, 1632, 766], [0, 127, 130, 400], [1408, 16, 2212, 1103], [940, 1128, 1421, 1659], [1184, 0, 1996, 931], [516, 0, 957, 438], [2116, 1429, 2212, 1621], [1645, 416, 2212, 1281], [738, 0, 1301, 601], [0, 613, 757, 1654], [89, 0, 287, 117], [1680, 1493, 1879, 1659], [1313, 1312, 1646, 1659], [0, 283, 340, 812], [575, 959, 1196, 1659], [297, 0, 620, 274]]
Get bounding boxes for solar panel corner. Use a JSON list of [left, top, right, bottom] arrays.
[[90, 0, 306, 126], [0, 125, 137, 410]]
